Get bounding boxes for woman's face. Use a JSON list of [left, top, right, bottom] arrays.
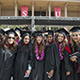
[[36, 36, 42, 44], [23, 36, 30, 44], [72, 32, 79, 43], [48, 35, 53, 43], [58, 33, 64, 43], [8, 34, 15, 44], [79, 33, 80, 40]]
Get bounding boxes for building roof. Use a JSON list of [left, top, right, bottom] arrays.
[[1, 0, 80, 12]]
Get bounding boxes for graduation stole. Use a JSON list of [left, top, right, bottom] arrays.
[[35, 45, 44, 61], [59, 43, 64, 60]]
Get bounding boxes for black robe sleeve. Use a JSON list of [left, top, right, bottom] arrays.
[[49, 44, 56, 70], [64, 49, 72, 72], [28, 45, 33, 68]]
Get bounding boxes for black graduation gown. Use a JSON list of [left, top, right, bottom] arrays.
[[0, 47, 5, 79], [44, 42, 60, 80], [59, 45, 73, 80], [0, 48, 16, 80], [69, 43, 80, 80], [13, 44, 33, 80], [31, 46, 44, 80]]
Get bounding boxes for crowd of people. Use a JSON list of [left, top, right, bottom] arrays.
[[0, 26, 80, 80]]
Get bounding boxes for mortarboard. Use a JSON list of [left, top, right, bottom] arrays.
[[34, 31, 43, 37], [69, 26, 80, 32], [55, 28, 69, 36], [6, 29, 18, 36], [21, 30, 31, 37], [45, 30, 54, 36]]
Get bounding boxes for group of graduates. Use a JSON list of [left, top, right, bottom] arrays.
[[0, 26, 80, 80]]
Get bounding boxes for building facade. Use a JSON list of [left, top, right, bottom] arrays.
[[0, 0, 80, 17]]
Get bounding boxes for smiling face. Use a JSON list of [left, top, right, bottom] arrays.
[[71, 32, 79, 43], [8, 34, 15, 44], [79, 33, 80, 39], [36, 36, 42, 44], [48, 35, 53, 43], [57, 33, 64, 43], [23, 36, 30, 44]]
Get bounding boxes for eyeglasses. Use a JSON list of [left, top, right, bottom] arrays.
[[8, 37, 15, 40]]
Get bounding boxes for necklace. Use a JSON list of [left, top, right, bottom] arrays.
[[35, 45, 44, 61]]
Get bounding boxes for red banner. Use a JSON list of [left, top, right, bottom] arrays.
[[54, 7, 61, 17], [21, 6, 28, 16]]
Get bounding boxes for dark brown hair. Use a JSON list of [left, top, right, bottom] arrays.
[[33, 36, 45, 55], [3, 35, 18, 52], [55, 33, 68, 55], [0, 33, 6, 46]]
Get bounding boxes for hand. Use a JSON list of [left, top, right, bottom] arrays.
[[26, 69, 31, 76], [66, 71, 70, 76], [70, 57, 77, 62], [48, 70, 54, 78]]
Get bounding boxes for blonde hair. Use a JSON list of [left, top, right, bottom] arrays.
[[70, 33, 80, 52]]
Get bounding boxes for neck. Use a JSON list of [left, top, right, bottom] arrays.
[[38, 43, 40, 47], [8, 44, 12, 47], [24, 43, 27, 46], [49, 41, 54, 44]]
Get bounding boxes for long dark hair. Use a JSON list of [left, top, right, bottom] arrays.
[[55, 33, 68, 55], [0, 33, 6, 47], [33, 36, 45, 55], [3, 35, 17, 52], [18, 33, 32, 53]]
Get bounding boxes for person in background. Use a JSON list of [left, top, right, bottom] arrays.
[[15, 27, 22, 44]]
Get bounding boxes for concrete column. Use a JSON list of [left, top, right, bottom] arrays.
[[48, 2, 51, 17], [32, 1, 34, 16], [64, 2, 68, 17], [15, 0, 18, 16], [31, 18, 35, 30], [0, 3, 1, 16]]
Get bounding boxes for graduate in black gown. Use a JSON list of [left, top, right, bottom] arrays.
[[69, 27, 80, 80], [13, 31, 33, 80], [0, 29, 18, 80], [55, 28, 73, 80], [31, 31, 45, 80], [15, 27, 22, 44], [44, 30, 60, 80]]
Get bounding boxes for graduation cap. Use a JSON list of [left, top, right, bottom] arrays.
[[31, 30, 37, 37], [55, 28, 69, 36], [34, 31, 43, 37], [21, 30, 31, 37], [15, 27, 22, 34], [6, 29, 18, 36], [69, 26, 80, 32], [45, 30, 54, 36], [0, 29, 5, 35]]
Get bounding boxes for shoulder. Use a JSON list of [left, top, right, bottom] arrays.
[[50, 42, 57, 47], [64, 44, 71, 53]]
